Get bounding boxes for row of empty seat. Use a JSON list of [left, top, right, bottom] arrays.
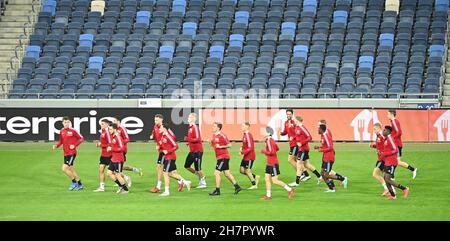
[[9, 0, 449, 99]]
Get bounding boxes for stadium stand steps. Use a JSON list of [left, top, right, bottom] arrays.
[[443, 46, 450, 106], [0, 0, 34, 83]]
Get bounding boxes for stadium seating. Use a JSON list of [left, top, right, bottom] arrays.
[[9, 0, 448, 99]]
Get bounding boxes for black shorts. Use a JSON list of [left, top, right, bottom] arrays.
[[215, 158, 230, 171], [322, 161, 334, 173], [184, 152, 203, 171], [297, 151, 309, 161], [384, 165, 397, 177], [397, 147, 403, 157], [289, 146, 299, 156], [157, 152, 164, 165], [240, 160, 254, 169], [163, 159, 177, 173], [108, 162, 124, 173], [64, 155, 76, 166], [99, 156, 112, 166], [375, 160, 385, 171], [265, 164, 281, 177]]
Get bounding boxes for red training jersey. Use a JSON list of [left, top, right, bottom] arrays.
[[56, 127, 84, 156], [212, 132, 230, 160], [382, 134, 399, 166], [98, 128, 112, 157], [280, 119, 296, 147], [160, 131, 178, 160], [371, 132, 385, 160], [261, 136, 279, 166], [241, 132, 255, 161], [117, 126, 130, 153], [151, 124, 163, 153], [110, 133, 125, 163], [294, 124, 312, 151], [390, 118, 403, 147], [319, 130, 335, 162], [184, 124, 203, 153]]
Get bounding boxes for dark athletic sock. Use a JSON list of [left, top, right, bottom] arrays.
[[335, 173, 345, 181], [407, 165, 415, 172], [303, 171, 310, 177], [77, 180, 82, 186], [312, 170, 321, 178]]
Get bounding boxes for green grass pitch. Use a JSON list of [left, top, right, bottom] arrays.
[[0, 141, 449, 221]]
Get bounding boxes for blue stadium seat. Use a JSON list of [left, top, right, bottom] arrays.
[[182, 22, 197, 38], [159, 46, 175, 61], [88, 57, 104, 72], [379, 33, 394, 48], [136, 11, 151, 26], [293, 45, 308, 61], [172, 0, 187, 15], [209, 45, 225, 62], [235, 11, 250, 26], [25, 46, 41, 60], [79, 34, 94, 50], [42, 0, 56, 16], [333, 10, 348, 23], [229, 34, 244, 49], [281, 22, 296, 37], [303, 0, 318, 14], [435, 0, 450, 12], [359, 56, 374, 71], [429, 45, 445, 57]]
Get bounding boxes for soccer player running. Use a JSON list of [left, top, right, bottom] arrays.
[[280, 109, 312, 183], [183, 113, 207, 188], [387, 109, 418, 179], [381, 126, 410, 200], [112, 116, 144, 187], [106, 123, 129, 194], [149, 114, 165, 193], [209, 122, 242, 196], [314, 124, 348, 193], [289, 116, 322, 187], [94, 118, 112, 192], [239, 122, 259, 189], [260, 127, 294, 200], [52, 116, 85, 191], [370, 123, 390, 196], [159, 123, 192, 196]]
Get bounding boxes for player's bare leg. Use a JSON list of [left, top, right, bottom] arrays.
[[322, 170, 335, 192], [61, 164, 74, 180], [224, 170, 242, 194], [272, 176, 294, 199], [373, 168, 388, 195], [240, 166, 257, 189], [94, 164, 106, 192], [384, 172, 409, 199], [107, 170, 128, 194], [123, 165, 143, 177], [289, 160, 305, 187], [398, 159, 417, 179], [209, 170, 222, 196], [185, 166, 196, 174], [169, 171, 191, 191], [304, 161, 322, 182], [262, 174, 272, 199], [149, 161, 164, 193], [327, 170, 348, 189], [160, 172, 171, 196], [288, 155, 297, 169]]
